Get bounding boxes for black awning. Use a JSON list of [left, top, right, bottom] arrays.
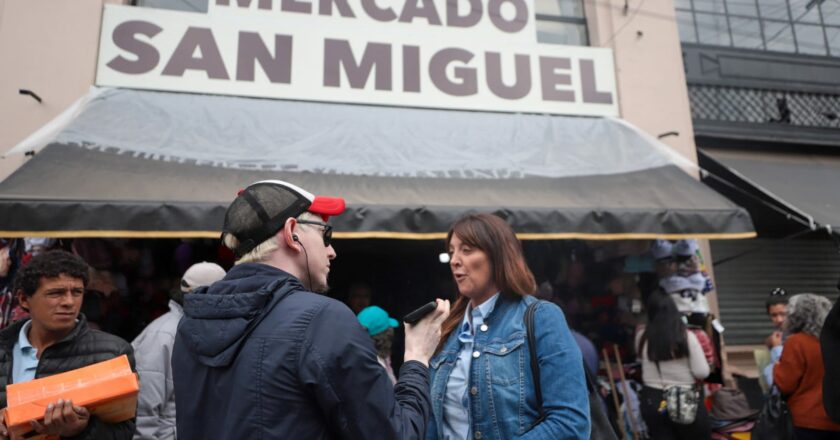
[[0, 144, 755, 239], [700, 148, 840, 235], [0, 88, 755, 239]]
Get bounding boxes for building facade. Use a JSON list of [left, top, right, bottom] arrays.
[[674, 0, 840, 372], [3, 0, 790, 377]]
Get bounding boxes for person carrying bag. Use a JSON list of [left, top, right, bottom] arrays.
[[636, 291, 711, 440]]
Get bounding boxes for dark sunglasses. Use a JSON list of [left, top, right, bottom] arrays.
[[297, 220, 333, 247], [771, 287, 787, 296]]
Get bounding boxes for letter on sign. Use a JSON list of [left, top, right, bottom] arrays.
[[324, 39, 393, 90], [237, 33, 293, 83], [162, 27, 230, 79], [429, 48, 477, 96], [488, 0, 528, 33], [447, 0, 482, 28], [107, 20, 163, 75], [580, 59, 613, 104], [485, 52, 531, 100], [539, 56, 574, 102]]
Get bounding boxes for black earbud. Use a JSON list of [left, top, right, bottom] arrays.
[[292, 234, 299, 242]]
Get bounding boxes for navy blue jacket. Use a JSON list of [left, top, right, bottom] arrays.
[[172, 263, 431, 440]]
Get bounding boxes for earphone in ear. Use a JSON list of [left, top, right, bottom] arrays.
[[292, 234, 299, 242]]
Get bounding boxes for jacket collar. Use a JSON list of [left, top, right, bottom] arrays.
[[482, 293, 526, 325], [438, 293, 527, 354], [168, 300, 183, 315], [0, 314, 89, 352]]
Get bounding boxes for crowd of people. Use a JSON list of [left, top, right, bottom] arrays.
[[0, 178, 838, 439]]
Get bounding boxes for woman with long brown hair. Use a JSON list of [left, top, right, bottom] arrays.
[[426, 213, 590, 440]]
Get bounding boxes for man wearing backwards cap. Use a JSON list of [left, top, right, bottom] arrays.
[[131, 262, 226, 440], [172, 180, 450, 440]]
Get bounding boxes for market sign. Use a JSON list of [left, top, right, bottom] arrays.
[[95, 1, 618, 117]]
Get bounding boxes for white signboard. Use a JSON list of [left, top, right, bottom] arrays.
[[96, 2, 618, 116], [207, 0, 539, 44]]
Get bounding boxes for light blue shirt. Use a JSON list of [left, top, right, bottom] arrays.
[[442, 293, 499, 440], [764, 345, 783, 389], [12, 321, 39, 384]]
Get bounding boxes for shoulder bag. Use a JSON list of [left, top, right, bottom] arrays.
[[524, 301, 619, 439], [752, 385, 794, 440]]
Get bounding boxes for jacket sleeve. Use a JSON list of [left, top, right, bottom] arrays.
[[130, 327, 175, 440], [519, 301, 591, 440], [774, 335, 805, 396], [61, 341, 137, 440], [298, 301, 431, 440], [62, 415, 136, 440]]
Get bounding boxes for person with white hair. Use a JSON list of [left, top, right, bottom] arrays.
[[171, 180, 450, 440], [773, 293, 840, 439], [131, 262, 226, 440]]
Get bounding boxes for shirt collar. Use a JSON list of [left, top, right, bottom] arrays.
[[17, 318, 82, 350], [461, 292, 501, 329], [472, 293, 500, 320], [17, 320, 34, 351]]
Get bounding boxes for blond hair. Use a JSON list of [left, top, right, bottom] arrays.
[[223, 212, 320, 265]]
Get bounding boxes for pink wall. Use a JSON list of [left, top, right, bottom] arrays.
[[0, 0, 126, 182], [585, 0, 698, 166]]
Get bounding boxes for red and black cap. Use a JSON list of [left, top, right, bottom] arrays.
[[222, 180, 345, 258]]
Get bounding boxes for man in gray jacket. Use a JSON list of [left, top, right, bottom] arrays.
[[131, 262, 226, 440]]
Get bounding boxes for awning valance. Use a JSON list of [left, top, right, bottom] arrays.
[[700, 148, 840, 235], [0, 88, 755, 239]]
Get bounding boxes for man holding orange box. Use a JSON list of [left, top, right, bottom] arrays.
[[0, 251, 135, 440]]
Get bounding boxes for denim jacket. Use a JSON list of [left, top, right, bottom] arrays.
[[427, 295, 591, 440]]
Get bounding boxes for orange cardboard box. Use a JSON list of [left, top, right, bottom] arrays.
[[4, 355, 138, 440]]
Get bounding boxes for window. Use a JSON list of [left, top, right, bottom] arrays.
[[536, 0, 589, 46], [696, 12, 732, 45], [676, 0, 840, 57], [764, 21, 797, 53], [827, 26, 840, 55], [730, 16, 763, 49]]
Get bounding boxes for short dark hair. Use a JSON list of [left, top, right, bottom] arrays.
[[13, 250, 90, 297], [371, 327, 394, 359], [766, 287, 788, 311]]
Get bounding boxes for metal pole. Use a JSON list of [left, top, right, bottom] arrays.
[[602, 348, 628, 440], [614, 345, 640, 440]]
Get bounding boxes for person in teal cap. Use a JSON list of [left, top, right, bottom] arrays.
[[358, 306, 399, 385]]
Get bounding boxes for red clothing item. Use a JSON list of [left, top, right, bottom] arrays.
[[774, 333, 840, 431], [690, 328, 717, 367]]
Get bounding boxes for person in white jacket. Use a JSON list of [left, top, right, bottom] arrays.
[[131, 262, 226, 440]]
